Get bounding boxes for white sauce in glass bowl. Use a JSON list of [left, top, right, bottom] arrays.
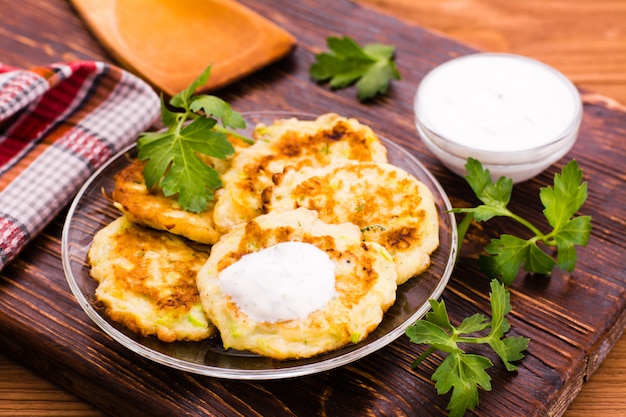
[[414, 53, 582, 182], [218, 242, 337, 323], [416, 54, 579, 152]]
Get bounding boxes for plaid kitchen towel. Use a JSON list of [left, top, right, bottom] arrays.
[[0, 61, 160, 271]]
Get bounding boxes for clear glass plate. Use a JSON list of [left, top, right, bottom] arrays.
[[62, 111, 457, 380]]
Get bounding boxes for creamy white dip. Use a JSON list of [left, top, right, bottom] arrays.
[[416, 53, 579, 153], [218, 241, 337, 323]]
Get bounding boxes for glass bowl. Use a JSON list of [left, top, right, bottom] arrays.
[[62, 111, 457, 380], [414, 53, 582, 183]]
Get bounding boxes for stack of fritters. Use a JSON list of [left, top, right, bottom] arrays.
[[88, 113, 440, 358]]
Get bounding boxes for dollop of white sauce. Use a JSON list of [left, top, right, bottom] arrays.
[[417, 54, 579, 152], [218, 242, 337, 323]]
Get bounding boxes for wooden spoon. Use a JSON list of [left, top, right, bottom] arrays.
[[70, 0, 297, 95]]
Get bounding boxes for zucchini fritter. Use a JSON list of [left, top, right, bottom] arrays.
[[269, 160, 440, 284], [196, 208, 398, 360], [212, 113, 389, 232], [88, 215, 216, 342], [112, 133, 250, 244], [112, 159, 223, 244]]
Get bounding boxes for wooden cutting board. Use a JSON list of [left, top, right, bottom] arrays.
[[69, 0, 296, 95], [1, 0, 626, 416]]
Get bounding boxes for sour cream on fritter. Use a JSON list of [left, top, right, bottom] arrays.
[[218, 242, 337, 322]]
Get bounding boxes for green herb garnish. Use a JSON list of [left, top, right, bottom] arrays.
[[452, 158, 592, 284], [407, 279, 529, 417], [309, 35, 401, 101], [137, 65, 249, 213]]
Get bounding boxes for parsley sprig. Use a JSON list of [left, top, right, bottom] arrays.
[[137, 65, 250, 213], [309, 35, 401, 101], [407, 279, 530, 417], [452, 158, 592, 284]]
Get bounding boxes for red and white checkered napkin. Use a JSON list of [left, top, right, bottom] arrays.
[[0, 61, 160, 271]]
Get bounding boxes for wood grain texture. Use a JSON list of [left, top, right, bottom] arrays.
[[355, 0, 626, 106], [1, 0, 625, 416]]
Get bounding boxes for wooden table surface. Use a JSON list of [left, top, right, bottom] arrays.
[[355, 4, 626, 417], [1, 0, 625, 416]]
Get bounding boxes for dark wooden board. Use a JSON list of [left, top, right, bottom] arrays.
[[1, 0, 625, 416]]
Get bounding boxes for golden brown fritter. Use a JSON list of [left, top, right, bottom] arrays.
[[88, 215, 216, 342], [111, 133, 251, 244], [212, 113, 389, 232], [196, 208, 397, 360], [112, 158, 223, 245], [269, 159, 440, 284]]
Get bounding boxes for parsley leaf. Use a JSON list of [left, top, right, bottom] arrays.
[[136, 65, 249, 213], [452, 158, 592, 284], [434, 353, 492, 416], [407, 279, 529, 417], [309, 35, 401, 101]]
